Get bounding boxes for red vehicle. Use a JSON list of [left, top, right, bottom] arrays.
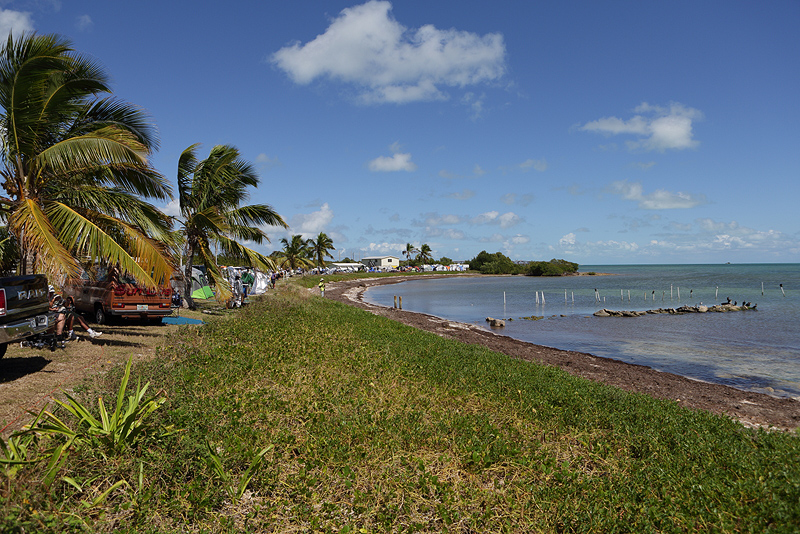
[[64, 267, 173, 324]]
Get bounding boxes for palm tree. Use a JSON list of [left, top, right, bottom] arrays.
[[177, 143, 287, 307], [403, 243, 418, 264], [417, 243, 433, 264], [0, 33, 175, 286], [279, 234, 314, 272], [309, 232, 335, 269]]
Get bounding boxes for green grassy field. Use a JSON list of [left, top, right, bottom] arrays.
[[2, 285, 799, 532]]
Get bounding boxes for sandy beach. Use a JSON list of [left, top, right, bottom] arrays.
[[326, 274, 800, 431]]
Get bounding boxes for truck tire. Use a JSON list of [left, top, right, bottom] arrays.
[[95, 305, 107, 325], [0, 343, 6, 359]]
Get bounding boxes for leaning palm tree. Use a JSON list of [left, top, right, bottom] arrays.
[[417, 243, 433, 264], [177, 143, 287, 307], [403, 243, 418, 264], [279, 234, 314, 272], [309, 232, 335, 269], [0, 32, 175, 286]]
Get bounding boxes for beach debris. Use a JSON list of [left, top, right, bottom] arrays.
[[485, 317, 505, 327], [594, 303, 757, 317]]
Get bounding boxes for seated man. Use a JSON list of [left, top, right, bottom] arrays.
[[49, 289, 102, 340]]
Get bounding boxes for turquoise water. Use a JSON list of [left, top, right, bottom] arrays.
[[364, 264, 800, 398]]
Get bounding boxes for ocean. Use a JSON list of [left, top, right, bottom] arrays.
[[363, 264, 800, 399]]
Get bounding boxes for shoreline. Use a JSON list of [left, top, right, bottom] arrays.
[[325, 274, 800, 431]]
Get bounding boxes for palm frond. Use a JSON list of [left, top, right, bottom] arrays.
[[8, 198, 80, 278], [46, 201, 174, 287]]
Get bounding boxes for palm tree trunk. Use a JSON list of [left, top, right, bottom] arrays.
[[183, 249, 195, 309]]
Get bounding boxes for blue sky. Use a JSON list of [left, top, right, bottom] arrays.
[[5, 0, 799, 265]]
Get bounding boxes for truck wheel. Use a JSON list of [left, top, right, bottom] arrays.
[[95, 305, 107, 325], [0, 343, 6, 359]]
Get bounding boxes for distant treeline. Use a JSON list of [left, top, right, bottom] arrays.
[[468, 251, 579, 276]]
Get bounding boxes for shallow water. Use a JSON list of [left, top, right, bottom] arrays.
[[364, 264, 800, 398]]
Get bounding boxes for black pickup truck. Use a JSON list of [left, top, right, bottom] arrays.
[[0, 274, 56, 359]]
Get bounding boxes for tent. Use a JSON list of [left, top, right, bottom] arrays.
[[190, 268, 214, 299], [252, 271, 270, 295]]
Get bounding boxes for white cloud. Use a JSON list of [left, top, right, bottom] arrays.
[[611, 180, 706, 210], [0, 9, 34, 36], [76, 14, 92, 31], [283, 203, 335, 239], [368, 152, 417, 172], [161, 199, 181, 218], [559, 233, 576, 246], [519, 158, 547, 172], [473, 164, 486, 176], [365, 242, 406, 254], [581, 102, 702, 152], [472, 210, 520, 228], [271, 0, 506, 104]]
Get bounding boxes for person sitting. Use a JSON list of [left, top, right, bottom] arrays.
[[49, 290, 102, 340]]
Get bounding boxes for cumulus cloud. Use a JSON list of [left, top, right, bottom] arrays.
[[611, 180, 706, 210], [581, 102, 702, 152], [161, 199, 181, 218], [365, 242, 407, 254], [559, 233, 576, 246], [472, 210, 521, 228], [368, 151, 417, 172], [271, 0, 506, 104], [272, 203, 335, 240], [473, 164, 486, 176], [0, 9, 34, 36], [369, 142, 417, 172]]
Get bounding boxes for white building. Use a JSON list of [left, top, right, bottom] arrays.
[[361, 256, 400, 270]]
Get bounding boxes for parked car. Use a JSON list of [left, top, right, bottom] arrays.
[[64, 267, 173, 324], [0, 274, 56, 358]]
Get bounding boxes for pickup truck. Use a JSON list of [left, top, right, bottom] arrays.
[[0, 274, 57, 359], [63, 267, 173, 324]]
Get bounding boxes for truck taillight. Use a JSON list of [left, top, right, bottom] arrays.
[[159, 302, 170, 308], [0, 288, 5, 316]]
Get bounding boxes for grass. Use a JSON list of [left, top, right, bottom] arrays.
[[1, 283, 799, 532]]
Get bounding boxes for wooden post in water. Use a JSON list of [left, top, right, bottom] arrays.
[[781, 284, 785, 297], [399, 296, 402, 309], [394, 295, 397, 308], [542, 292, 546, 304], [716, 286, 719, 299], [628, 289, 631, 301], [572, 291, 574, 303]]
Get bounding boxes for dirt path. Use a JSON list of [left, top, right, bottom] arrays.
[[0, 319, 201, 438], [326, 275, 800, 431]]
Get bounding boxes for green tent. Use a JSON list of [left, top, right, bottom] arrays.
[[191, 268, 214, 299]]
